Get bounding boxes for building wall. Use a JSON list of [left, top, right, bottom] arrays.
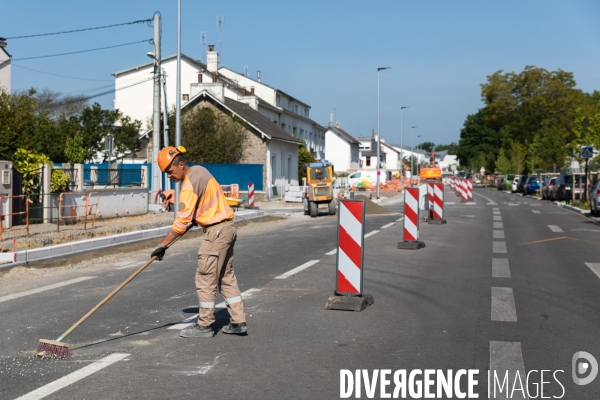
[[268, 139, 299, 198], [325, 129, 352, 171], [0, 50, 10, 93]]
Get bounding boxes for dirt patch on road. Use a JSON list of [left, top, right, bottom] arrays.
[[353, 195, 393, 215]]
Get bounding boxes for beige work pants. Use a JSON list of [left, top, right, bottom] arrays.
[[196, 222, 246, 327]]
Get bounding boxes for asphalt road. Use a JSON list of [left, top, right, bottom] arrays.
[[1, 187, 600, 399]]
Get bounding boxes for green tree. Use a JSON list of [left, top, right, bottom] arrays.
[[495, 148, 511, 174], [456, 110, 502, 171], [65, 132, 86, 164], [417, 141, 435, 153], [298, 139, 315, 180], [434, 142, 458, 154]]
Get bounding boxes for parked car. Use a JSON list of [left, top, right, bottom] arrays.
[[550, 174, 573, 201], [590, 179, 600, 217], [523, 176, 541, 195], [516, 175, 529, 194], [541, 177, 556, 200], [497, 175, 513, 191], [511, 177, 520, 193]]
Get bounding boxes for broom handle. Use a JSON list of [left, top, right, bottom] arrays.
[[55, 234, 183, 342]]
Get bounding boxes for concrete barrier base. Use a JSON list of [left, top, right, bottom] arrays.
[[397, 240, 426, 250], [325, 294, 374, 312], [427, 218, 447, 225]]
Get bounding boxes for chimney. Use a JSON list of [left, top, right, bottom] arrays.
[[257, 70, 261, 83], [250, 87, 254, 96], [207, 44, 218, 72], [336, 122, 340, 128], [212, 73, 217, 83], [197, 74, 203, 83]]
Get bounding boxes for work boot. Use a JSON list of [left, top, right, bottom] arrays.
[[179, 323, 214, 338], [222, 322, 247, 334]]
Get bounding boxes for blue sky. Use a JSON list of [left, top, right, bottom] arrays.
[[2, 0, 599, 147]]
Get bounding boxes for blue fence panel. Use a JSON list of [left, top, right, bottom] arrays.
[[195, 164, 263, 191]]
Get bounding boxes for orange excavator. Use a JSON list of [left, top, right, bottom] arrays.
[[419, 149, 442, 182]]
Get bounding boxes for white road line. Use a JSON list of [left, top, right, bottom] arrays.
[[364, 230, 379, 238], [548, 225, 563, 232], [493, 207, 500, 211], [493, 242, 507, 253], [0, 276, 97, 304], [472, 191, 497, 205], [585, 263, 600, 279], [493, 211, 501, 215], [381, 222, 394, 229], [492, 258, 511, 278], [491, 287, 517, 322], [325, 249, 337, 255], [493, 230, 505, 239], [445, 202, 455, 205], [275, 259, 320, 280], [466, 202, 477, 205], [508, 203, 519, 206], [15, 353, 129, 400], [532, 210, 541, 214], [489, 342, 528, 400], [493, 222, 503, 229], [168, 288, 261, 330], [396, 217, 405, 222], [493, 216, 502, 221]]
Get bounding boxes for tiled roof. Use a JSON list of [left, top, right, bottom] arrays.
[[327, 125, 359, 144]]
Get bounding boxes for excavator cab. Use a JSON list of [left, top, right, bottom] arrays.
[[419, 149, 442, 181], [303, 162, 336, 217]]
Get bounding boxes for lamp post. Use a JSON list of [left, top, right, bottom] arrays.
[[377, 67, 391, 200], [416, 135, 422, 176], [400, 106, 408, 181], [174, 0, 182, 218], [411, 126, 417, 182]]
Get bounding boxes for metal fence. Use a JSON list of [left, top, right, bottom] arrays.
[[83, 167, 145, 188]]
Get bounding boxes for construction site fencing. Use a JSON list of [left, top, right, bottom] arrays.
[[0, 195, 29, 241], [221, 184, 240, 199], [27, 192, 59, 225], [57, 191, 100, 232]]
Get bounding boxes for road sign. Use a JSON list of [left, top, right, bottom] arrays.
[[582, 146, 594, 159], [480, 166, 485, 176]]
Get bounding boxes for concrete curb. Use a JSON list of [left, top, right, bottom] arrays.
[[0, 210, 269, 270]]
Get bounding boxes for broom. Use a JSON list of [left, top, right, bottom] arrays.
[[37, 235, 182, 358]]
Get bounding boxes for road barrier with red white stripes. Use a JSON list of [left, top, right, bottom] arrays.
[[467, 180, 473, 201], [427, 183, 446, 224], [325, 199, 374, 312], [461, 180, 469, 201], [248, 182, 255, 207], [427, 183, 435, 219], [398, 187, 425, 249]]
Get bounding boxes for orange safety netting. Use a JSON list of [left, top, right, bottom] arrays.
[[221, 184, 240, 199]]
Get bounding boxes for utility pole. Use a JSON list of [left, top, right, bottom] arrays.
[[151, 12, 162, 207], [162, 69, 169, 190], [174, 1, 182, 217]]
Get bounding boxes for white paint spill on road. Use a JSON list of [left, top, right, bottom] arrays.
[[381, 222, 395, 229], [585, 263, 600, 280], [168, 288, 261, 330], [491, 287, 517, 322], [489, 342, 528, 400], [0, 276, 97, 304], [275, 259, 320, 279], [548, 225, 563, 233], [325, 249, 337, 255], [15, 353, 130, 400], [493, 230, 505, 239], [492, 258, 511, 278], [364, 230, 379, 238], [493, 242, 507, 253]]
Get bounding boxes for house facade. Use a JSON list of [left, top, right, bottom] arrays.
[[324, 123, 359, 172], [0, 38, 11, 93]]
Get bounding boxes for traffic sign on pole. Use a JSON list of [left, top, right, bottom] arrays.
[[582, 146, 594, 159]]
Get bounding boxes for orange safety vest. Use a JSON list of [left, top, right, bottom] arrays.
[[170, 167, 234, 235]]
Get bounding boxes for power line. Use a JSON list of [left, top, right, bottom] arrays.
[[49, 77, 154, 108], [12, 63, 113, 81], [6, 19, 152, 39], [12, 39, 152, 61]]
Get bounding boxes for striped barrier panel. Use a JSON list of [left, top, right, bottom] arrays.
[[398, 188, 425, 249], [433, 183, 445, 220], [461, 180, 469, 202], [427, 183, 435, 219], [335, 199, 365, 295], [248, 182, 255, 207], [467, 180, 473, 201]]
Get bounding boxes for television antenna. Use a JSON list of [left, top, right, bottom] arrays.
[[200, 31, 207, 62], [217, 16, 224, 66], [244, 66, 248, 77]]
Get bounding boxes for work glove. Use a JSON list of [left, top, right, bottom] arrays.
[[151, 245, 167, 261]]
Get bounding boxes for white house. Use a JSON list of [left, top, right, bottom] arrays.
[[0, 38, 11, 93], [356, 137, 402, 173], [324, 123, 359, 172]]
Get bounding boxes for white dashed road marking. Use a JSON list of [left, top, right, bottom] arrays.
[[532, 210, 541, 214], [493, 222, 503, 229], [493, 230, 505, 239], [493, 216, 502, 221], [492, 258, 511, 278], [445, 202, 455, 205], [548, 225, 563, 233], [364, 230, 379, 238], [493, 242, 507, 253], [493, 207, 500, 211], [381, 222, 395, 229], [15, 353, 130, 400], [489, 341, 527, 400], [396, 217, 404, 222], [325, 249, 337, 255], [275, 260, 320, 279], [585, 263, 600, 279], [493, 211, 501, 215], [491, 287, 517, 322], [0, 276, 97, 304]]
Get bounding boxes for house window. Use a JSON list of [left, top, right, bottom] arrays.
[[293, 127, 297, 136], [366, 157, 371, 167], [276, 94, 281, 107], [304, 108, 308, 118], [295, 105, 298, 114], [182, 94, 189, 101]]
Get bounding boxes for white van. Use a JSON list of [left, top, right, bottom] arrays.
[[347, 170, 391, 189]]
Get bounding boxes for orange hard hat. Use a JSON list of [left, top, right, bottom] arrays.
[[157, 146, 186, 172]]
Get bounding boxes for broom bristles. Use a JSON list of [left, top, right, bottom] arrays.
[[37, 339, 71, 358]]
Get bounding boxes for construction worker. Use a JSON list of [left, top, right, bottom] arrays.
[[151, 146, 247, 338]]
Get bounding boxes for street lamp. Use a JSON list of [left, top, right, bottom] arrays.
[[377, 67, 391, 200], [411, 126, 417, 181], [416, 135, 422, 175], [400, 106, 408, 181]]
